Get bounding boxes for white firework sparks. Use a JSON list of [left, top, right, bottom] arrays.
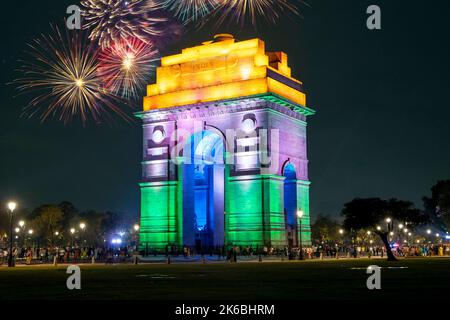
[[80, 0, 166, 48]]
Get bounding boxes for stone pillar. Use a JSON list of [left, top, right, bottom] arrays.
[[226, 174, 286, 248], [139, 181, 181, 250], [296, 179, 312, 246]]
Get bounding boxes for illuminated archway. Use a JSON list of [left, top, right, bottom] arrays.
[[182, 131, 225, 249], [283, 163, 298, 247]]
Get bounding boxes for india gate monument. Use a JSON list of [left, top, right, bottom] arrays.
[[137, 34, 314, 251]]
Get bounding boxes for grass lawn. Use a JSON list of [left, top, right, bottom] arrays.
[[0, 258, 449, 300]]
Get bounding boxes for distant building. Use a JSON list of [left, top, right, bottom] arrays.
[[137, 34, 314, 251]]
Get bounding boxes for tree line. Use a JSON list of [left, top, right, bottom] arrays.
[[0, 201, 136, 247], [312, 180, 450, 261]]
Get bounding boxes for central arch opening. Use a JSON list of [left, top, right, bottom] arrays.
[[182, 131, 225, 251], [283, 163, 298, 248]]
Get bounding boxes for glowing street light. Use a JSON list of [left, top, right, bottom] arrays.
[[435, 233, 440, 237], [79, 222, 86, 230], [398, 224, 404, 229], [55, 231, 59, 236], [7, 202, 17, 212], [14, 228, 20, 233], [6, 201, 18, 267], [28, 229, 33, 235], [385, 217, 392, 223], [389, 231, 394, 236], [70, 228, 76, 234], [376, 226, 381, 231], [427, 229, 431, 234], [18, 220, 25, 228], [297, 209, 304, 260], [134, 224, 140, 232], [367, 231, 371, 235], [339, 229, 344, 235]]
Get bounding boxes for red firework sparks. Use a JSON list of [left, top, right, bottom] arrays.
[[98, 38, 159, 100]]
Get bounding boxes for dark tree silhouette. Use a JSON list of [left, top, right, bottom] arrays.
[[342, 198, 428, 261], [311, 214, 340, 244], [423, 180, 450, 230]]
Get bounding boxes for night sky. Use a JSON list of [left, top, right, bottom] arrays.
[[1, 0, 449, 220]]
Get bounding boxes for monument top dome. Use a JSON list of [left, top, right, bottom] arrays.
[[144, 35, 309, 112], [213, 34, 234, 42]]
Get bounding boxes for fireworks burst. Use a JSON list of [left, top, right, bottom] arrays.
[[80, 0, 166, 48], [13, 26, 130, 124], [98, 38, 158, 100], [215, 0, 301, 27], [160, 0, 222, 23]]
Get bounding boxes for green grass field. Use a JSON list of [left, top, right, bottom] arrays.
[[1, 258, 449, 300]]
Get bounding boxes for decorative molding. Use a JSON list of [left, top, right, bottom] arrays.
[[135, 93, 315, 124]]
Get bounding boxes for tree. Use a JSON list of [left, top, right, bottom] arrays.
[[311, 214, 340, 244], [423, 180, 450, 230], [31, 205, 64, 246], [58, 201, 78, 229], [0, 209, 9, 246], [341, 198, 428, 261], [76, 210, 110, 246]]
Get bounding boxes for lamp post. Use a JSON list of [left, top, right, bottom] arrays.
[[18, 220, 25, 247], [7, 202, 17, 267], [70, 228, 76, 247], [338, 229, 344, 256], [297, 210, 304, 260], [133, 224, 140, 249], [79, 222, 86, 245]]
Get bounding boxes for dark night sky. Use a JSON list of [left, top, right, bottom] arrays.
[[1, 1, 449, 220]]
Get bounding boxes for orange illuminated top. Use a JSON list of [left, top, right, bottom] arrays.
[[144, 34, 307, 111]]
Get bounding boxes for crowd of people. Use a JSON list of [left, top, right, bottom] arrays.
[[0, 245, 136, 265], [1, 243, 449, 265]]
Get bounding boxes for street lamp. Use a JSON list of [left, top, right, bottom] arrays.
[[134, 224, 140, 232], [79, 222, 86, 245], [18, 220, 25, 228], [385, 217, 392, 223], [297, 210, 304, 260], [8, 202, 16, 212], [70, 228, 76, 246], [427, 229, 431, 234], [399, 224, 404, 229], [339, 229, 344, 235], [7, 201, 17, 267]]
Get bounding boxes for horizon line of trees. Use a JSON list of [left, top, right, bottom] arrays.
[[0, 201, 137, 248], [312, 180, 450, 261]]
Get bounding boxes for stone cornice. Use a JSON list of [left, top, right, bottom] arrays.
[[135, 93, 315, 124]]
